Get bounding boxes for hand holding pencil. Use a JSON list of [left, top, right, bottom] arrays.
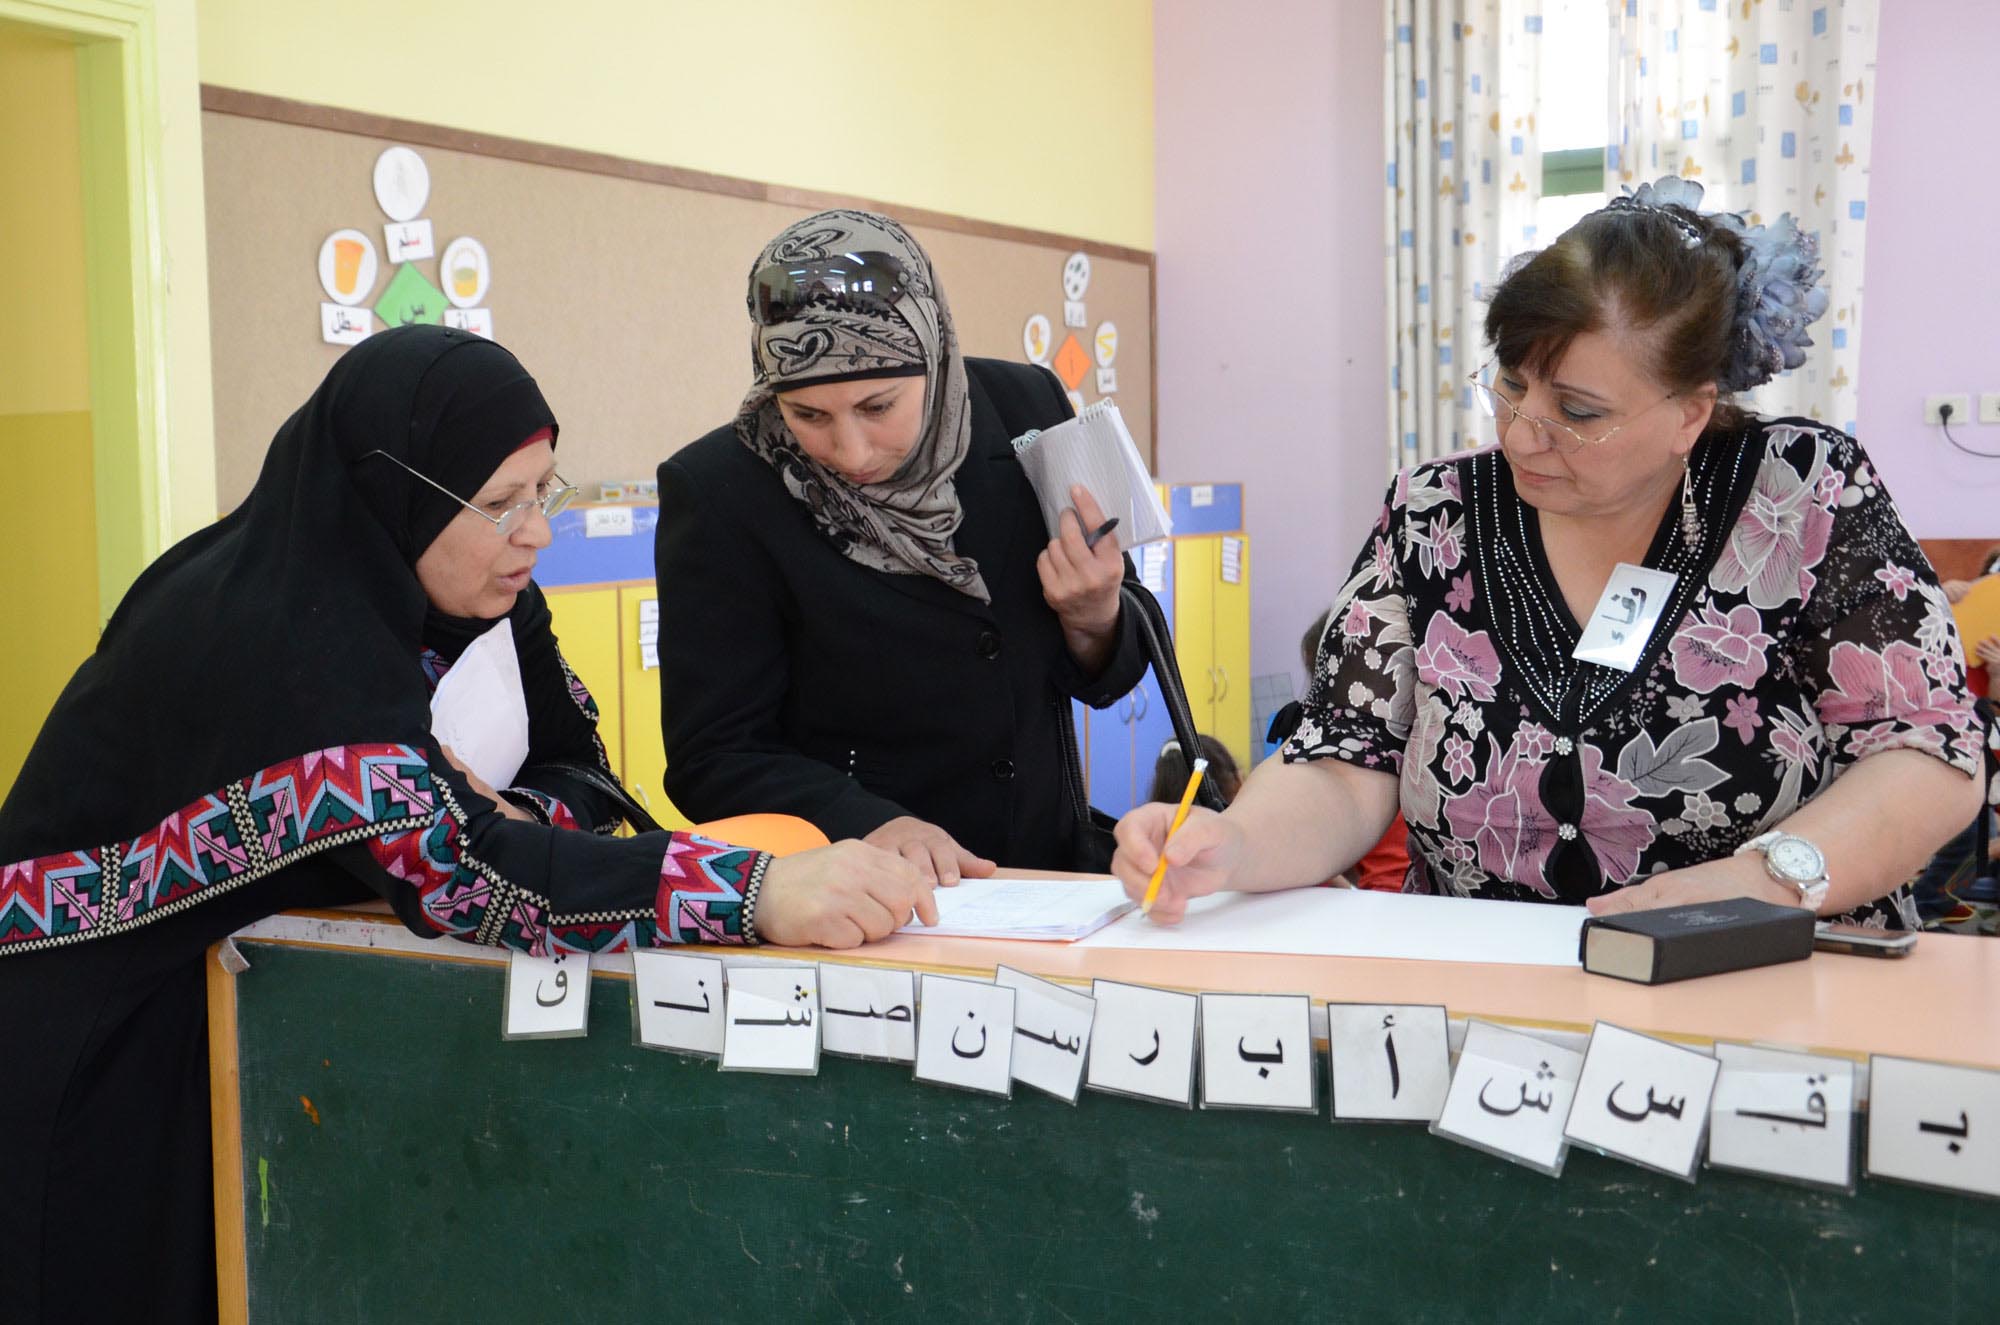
[[1109, 763, 1243, 926]]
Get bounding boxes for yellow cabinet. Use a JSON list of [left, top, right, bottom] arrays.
[[544, 587, 623, 778], [1170, 534, 1252, 768]]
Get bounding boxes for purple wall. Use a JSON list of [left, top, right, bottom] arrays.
[[1854, 0, 2000, 535], [1153, 0, 1388, 697]]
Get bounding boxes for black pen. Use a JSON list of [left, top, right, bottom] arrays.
[[1083, 516, 1120, 551]]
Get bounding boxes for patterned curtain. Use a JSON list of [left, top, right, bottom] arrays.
[[1613, 0, 1878, 432], [1385, 0, 1544, 471]]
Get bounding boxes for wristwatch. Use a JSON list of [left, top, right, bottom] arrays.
[[1735, 831, 1830, 909]]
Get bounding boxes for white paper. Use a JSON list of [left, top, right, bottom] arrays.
[[1138, 543, 1168, 595], [1329, 1003, 1451, 1122], [1572, 563, 1679, 672], [1708, 1043, 1856, 1190], [1199, 993, 1314, 1112], [1866, 1055, 2000, 1198], [443, 307, 493, 339], [382, 218, 435, 264], [913, 974, 1015, 1097], [586, 506, 634, 539], [1061, 251, 1092, 301], [639, 641, 660, 671], [896, 876, 1134, 941], [1062, 299, 1087, 329], [317, 228, 378, 305], [320, 302, 372, 346], [638, 599, 660, 625], [996, 966, 1095, 1104], [429, 619, 530, 792], [440, 236, 491, 309], [820, 965, 917, 1062], [1080, 888, 1585, 966], [1189, 484, 1214, 508], [1432, 1021, 1584, 1174], [1086, 980, 1198, 1107], [637, 620, 659, 645], [1220, 536, 1243, 585], [1010, 400, 1173, 550], [1564, 1022, 1719, 1180], [631, 951, 725, 1057], [720, 965, 821, 1074], [373, 145, 430, 222], [1095, 366, 1118, 395], [502, 951, 590, 1039]]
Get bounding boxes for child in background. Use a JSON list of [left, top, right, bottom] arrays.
[[1148, 735, 1243, 806]]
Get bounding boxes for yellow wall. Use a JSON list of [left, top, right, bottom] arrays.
[[194, 0, 1157, 250], [0, 26, 99, 792]]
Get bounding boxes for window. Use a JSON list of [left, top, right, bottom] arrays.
[[1533, 0, 1613, 245]]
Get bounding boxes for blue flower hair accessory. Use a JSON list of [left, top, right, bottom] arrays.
[[1601, 175, 1829, 391]]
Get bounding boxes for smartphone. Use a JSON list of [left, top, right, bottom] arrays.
[[1813, 921, 1919, 957]]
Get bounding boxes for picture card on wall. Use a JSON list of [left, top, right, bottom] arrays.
[[820, 964, 917, 1063], [997, 966, 1095, 1104], [383, 218, 435, 264], [913, 974, 1015, 1098], [320, 302, 372, 346], [631, 951, 725, 1057], [1328, 1003, 1451, 1123], [720, 964, 821, 1075], [444, 308, 494, 339], [502, 950, 591, 1040], [373, 145, 431, 222], [317, 228, 378, 306], [1198, 992, 1314, 1113], [1085, 980, 1198, 1108]]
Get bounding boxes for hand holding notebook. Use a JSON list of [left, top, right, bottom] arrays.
[[1012, 400, 1172, 548]]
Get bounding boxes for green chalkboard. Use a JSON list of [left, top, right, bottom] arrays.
[[233, 943, 1993, 1323]]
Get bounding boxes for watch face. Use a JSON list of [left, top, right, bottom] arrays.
[[1768, 837, 1824, 882]]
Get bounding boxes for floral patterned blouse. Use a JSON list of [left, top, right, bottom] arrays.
[[1284, 417, 1979, 928]]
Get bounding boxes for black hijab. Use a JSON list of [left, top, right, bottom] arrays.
[[0, 325, 568, 874]]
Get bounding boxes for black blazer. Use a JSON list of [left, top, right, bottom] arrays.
[[655, 358, 1147, 870]]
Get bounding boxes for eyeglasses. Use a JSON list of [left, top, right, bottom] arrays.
[[1469, 362, 1677, 454], [360, 449, 578, 537], [751, 250, 911, 325]]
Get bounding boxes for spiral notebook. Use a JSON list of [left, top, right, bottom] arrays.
[[1011, 400, 1172, 548]]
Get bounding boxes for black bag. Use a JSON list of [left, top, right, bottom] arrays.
[[1056, 577, 1232, 871]]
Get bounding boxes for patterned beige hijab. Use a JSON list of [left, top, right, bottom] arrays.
[[734, 209, 988, 602]]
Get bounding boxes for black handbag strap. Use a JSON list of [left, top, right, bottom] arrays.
[[1976, 698, 1997, 885], [1120, 579, 1231, 814], [536, 760, 665, 836]]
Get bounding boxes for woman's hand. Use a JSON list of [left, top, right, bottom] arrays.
[[440, 745, 535, 823], [1976, 635, 2000, 669], [1110, 803, 1244, 924], [1583, 853, 1806, 918], [863, 816, 996, 887], [1038, 485, 1125, 672], [1943, 578, 1975, 604], [754, 840, 938, 948]]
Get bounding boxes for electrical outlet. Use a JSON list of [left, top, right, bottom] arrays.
[[1981, 393, 2000, 425], [1925, 394, 1971, 425]]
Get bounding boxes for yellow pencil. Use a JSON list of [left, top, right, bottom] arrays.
[[1141, 757, 1208, 915]]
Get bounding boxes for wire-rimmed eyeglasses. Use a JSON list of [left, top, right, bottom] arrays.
[[361, 449, 578, 536], [1468, 362, 1677, 455]]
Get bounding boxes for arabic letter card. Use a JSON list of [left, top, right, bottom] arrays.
[[913, 974, 1015, 1097], [1563, 1022, 1719, 1181], [631, 951, 725, 1058], [820, 964, 918, 1063], [1431, 1020, 1583, 1176], [996, 965, 1096, 1104], [502, 950, 591, 1040], [1707, 1043, 1856, 1192], [1329, 1002, 1451, 1123], [1198, 992, 1315, 1113], [1085, 979, 1198, 1108], [1865, 1055, 2000, 1199], [720, 963, 821, 1075]]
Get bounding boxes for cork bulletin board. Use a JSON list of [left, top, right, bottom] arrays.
[[200, 89, 1156, 510]]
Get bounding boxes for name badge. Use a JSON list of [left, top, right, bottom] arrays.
[[1572, 563, 1678, 672]]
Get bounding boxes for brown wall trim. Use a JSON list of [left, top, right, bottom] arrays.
[[199, 86, 1156, 268]]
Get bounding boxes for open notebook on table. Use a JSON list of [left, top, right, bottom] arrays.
[[896, 877, 1136, 941]]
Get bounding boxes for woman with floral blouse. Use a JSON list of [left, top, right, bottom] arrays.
[[1114, 178, 1980, 929]]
